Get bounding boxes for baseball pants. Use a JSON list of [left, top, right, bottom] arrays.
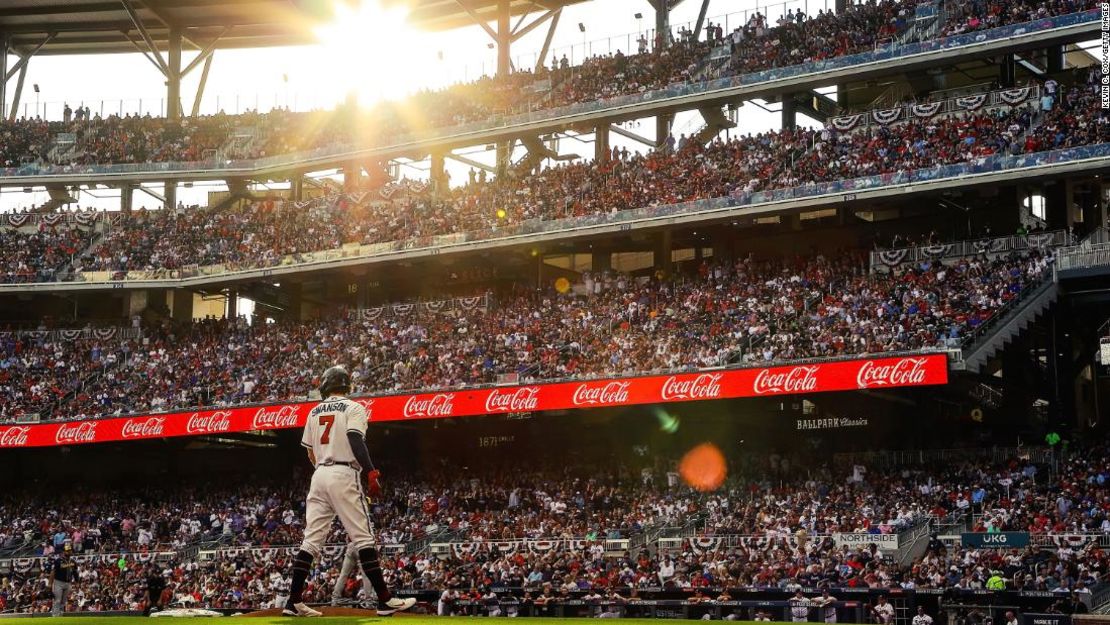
[[52, 580, 70, 615], [300, 465, 376, 559]]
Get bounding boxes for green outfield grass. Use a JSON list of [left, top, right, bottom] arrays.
[[9, 619, 760, 625]]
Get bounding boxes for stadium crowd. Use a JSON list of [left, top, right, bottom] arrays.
[[1, 245, 1053, 422], [0, 444, 1104, 613], [0, 0, 1098, 172], [0, 224, 94, 284], [0, 73, 1092, 283]]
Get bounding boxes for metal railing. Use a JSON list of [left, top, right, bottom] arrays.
[[1056, 243, 1110, 271]]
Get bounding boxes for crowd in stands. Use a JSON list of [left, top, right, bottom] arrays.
[[0, 444, 1104, 613], [0, 224, 93, 284], [1, 243, 1053, 422], [0, 73, 1088, 283], [0, 0, 1098, 172]]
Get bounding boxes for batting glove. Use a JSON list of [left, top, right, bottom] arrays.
[[365, 469, 382, 497]]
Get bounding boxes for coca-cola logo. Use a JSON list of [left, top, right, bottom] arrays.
[[753, 366, 820, 395], [251, 405, 300, 429], [0, 426, 31, 447], [403, 394, 455, 418], [121, 417, 166, 439], [571, 381, 631, 406], [856, 358, 929, 389], [484, 387, 540, 413], [660, 374, 723, 401], [54, 422, 97, 444], [185, 411, 232, 434]]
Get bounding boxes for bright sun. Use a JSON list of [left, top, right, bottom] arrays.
[[313, 1, 426, 105]]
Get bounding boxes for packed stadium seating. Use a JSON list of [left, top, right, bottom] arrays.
[[1, 73, 1101, 285], [1, 242, 1056, 422], [0, 0, 1098, 175], [0, 444, 1103, 612]]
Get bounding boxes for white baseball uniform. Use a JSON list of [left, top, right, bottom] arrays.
[[299, 397, 376, 558]]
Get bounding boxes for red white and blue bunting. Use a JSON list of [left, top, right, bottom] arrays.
[[350, 295, 490, 322], [872, 108, 901, 126]]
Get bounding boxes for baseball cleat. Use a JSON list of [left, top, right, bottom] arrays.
[[282, 602, 322, 617], [377, 598, 417, 616]]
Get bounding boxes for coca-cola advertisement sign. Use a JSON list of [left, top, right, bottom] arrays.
[[0, 354, 947, 448], [55, 422, 97, 444], [186, 411, 232, 434], [661, 373, 723, 401], [753, 366, 820, 395], [485, 387, 541, 413], [0, 426, 31, 447], [121, 417, 166, 439], [251, 405, 300, 430], [856, 357, 929, 389], [572, 381, 631, 406], [402, 394, 455, 418]]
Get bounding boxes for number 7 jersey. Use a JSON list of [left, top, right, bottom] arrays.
[[300, 396, 369, 466]]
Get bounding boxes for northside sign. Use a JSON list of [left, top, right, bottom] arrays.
[[0, 353, 948, 448]]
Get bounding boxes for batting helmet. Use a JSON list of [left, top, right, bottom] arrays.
[[318, 365, 351, 397]]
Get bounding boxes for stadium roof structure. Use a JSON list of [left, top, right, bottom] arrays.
[[0, 0, 333, 56], [0, 0, 592, 121], [385, 0, 588, 32]]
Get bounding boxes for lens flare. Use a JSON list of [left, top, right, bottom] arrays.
[[679, 442, 727, 491]]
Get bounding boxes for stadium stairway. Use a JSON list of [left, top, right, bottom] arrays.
[[958, 276, 1060, 374]]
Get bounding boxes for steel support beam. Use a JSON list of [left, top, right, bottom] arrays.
[[595, 124, 610, 161], [191, 51, 212, 116], [164, 180, 176, 209], [782, 93, 797, 128], [534, 8, 561, 71], [120, 0, 169, 75], [136, 184, 166, 204], [120, 183, 134, 212], [5, 33, 53, 81], [453, 0, 498, 40], [180, 28, 228, 77], [511, 9, 557, 42], [609, 123, 660, 147], [649, 0, 670, 48], [693, 0, 711, 41], [445, 152, 495, 173], [0, 34, 7, 121], [496, 0, 511, 76], [8, 58, 26, 122], [123, 30, 168, 75], [656, 113, 673, 147], [166, 27, 182, 118]]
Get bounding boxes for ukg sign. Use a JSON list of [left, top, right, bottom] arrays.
[[0, 354, 948, 448]]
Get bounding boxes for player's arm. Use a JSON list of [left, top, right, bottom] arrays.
[[306, 448, 316, 466], [346, 404, 381, 495], [346, 431, 376, 473]]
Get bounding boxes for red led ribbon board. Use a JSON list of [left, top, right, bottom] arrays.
[[0, 354, 948, 448]]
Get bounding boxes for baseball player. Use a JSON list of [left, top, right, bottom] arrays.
[[281, 366, 416, 617], [789, 589, 811, 622], [331, 543, 376, 607]]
